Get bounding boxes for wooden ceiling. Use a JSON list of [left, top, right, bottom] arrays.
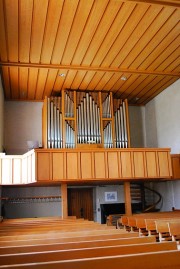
[[0, 0, 179, 105]]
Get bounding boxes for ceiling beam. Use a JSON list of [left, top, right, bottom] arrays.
[[0, 62, 180, 77], [123, 0, 180, 8]]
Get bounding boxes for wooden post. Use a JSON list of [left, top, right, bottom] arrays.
[[124, 99, 132, 215], [42, 96, 48, 148], [61, 183, 68, 219], [124, 182, 132, 215]]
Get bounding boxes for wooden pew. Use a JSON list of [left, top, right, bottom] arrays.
[[145, 218, 180, 237], [0, 236, 157, 255], [0, 250, 179, 269], [0, 231, 141, 247], [0, 217, 179, 269], [0, 241, 177, 266], [0, 228, 131, 241], [155, 220, 180, 242], [106, 214, 122, 226], [168, 221, 180, 241], [119, 212, 180, 234], [0, 224, 116, 236]]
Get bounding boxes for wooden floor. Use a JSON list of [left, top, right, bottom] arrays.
[[0, 215, 180, 269]]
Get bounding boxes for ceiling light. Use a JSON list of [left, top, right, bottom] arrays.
[[59, 73, 66, 77], [121, 76, 127, 81]]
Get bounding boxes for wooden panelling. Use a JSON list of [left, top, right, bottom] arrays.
[[52, 153, 65, 180], [171, 155, 180, 179], [146, 151, 158, 178], [36, 152, 51, 181], [133, 152, 146, 178], [107, 152, 120, 179], [0, 1, 179, 104], [158, 151, 171, 177], [1, 149, 174, 185], [94, 152, 106, 179], [80, 152, 93, 179], [120, 152, 133, 178], [33, 148, 172, 183], [66, 152, 79, 180]]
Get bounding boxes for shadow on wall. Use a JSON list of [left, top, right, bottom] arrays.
[[145, 100, 158, 147], [129, 106, 145, 147]]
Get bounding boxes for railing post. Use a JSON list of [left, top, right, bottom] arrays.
[[61, 183, 68, 218], [124, 182, 132, 215]]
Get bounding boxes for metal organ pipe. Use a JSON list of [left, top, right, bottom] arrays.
[[47, 97, 63, 149], [114, 100, 128, 148], [123, 101, 128, 148], [76, 92, 101, 144]]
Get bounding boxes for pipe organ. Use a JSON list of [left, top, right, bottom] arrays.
[[42, 90, 130, 149]]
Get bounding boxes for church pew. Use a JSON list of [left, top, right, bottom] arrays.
[[145, 218, 180, 237], [0, 220, 105, 229], [0, 231, 140, 247], [0, 236, 157, 255], [120, 212, 180, 233], [155, 220, 180, 242], [0, 223, 118, 236], [0, 224, 115, 233], [0, 218, 96, 227], [0, 241, 177, 266], [0, 228, 131, 241], [0, 250, 179, 269], [137, 217, 180, 237], [168, 221, 180, 241]]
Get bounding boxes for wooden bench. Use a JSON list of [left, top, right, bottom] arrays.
[[0, 217, 179, 269], [0, 231, 141, 247], [0, 241, 177, 266], [0, 236, 157, 255], [168, 221, 180, 242], [119, 212, 180, 235], [155, 220, 180, 242], [0, 228, 130, 241], [0, 250, 179, 269], [145, 218, 180, 237], [106, 214, 122, 226]]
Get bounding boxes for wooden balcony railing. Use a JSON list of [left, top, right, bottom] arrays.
[[0, 148, 177, 185]]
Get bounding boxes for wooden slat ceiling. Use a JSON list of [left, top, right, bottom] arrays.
[[0, 0, 179, 105]]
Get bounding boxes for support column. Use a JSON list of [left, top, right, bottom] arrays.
[[61, 183, 68, 219], [124, 182, 132, 215]]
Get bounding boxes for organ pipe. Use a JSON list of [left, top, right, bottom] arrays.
[[46, 97, 63, 149], [76, 92, 101, 144]]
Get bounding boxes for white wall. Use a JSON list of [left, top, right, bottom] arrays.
[[145, 79, 180, 153], [0, 76, 4, 152], [144, 79, 180, 211], [4, 101, 43, 154]]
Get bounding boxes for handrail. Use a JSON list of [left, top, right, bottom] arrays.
[[142, 185, 162, 213]]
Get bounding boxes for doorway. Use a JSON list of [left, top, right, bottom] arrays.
[[68, 188, 94, 221]]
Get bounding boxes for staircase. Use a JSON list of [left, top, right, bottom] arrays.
[[130, 183, 162, 213]]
